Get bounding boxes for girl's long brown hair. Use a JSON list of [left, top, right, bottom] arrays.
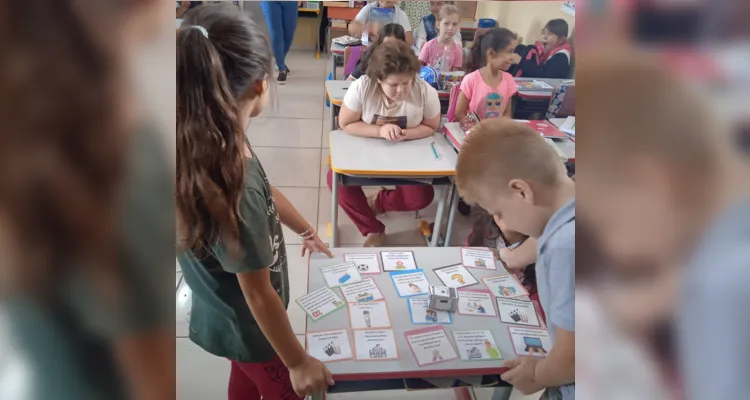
[[0, 0, 126, 295], [177, 4, 272, 256]]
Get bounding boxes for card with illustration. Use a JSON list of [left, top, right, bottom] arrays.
[[452, 330, 503, 361], [457, 289, 497, 317], [483, 275, 529, 298], [380, 251, 418, 271], [295, 286, 345, 321], [307, 329, 353, 363], [508, 326, 553, 358], [320, 261, 363, 288], [404, 326, 458, 366], [339, 277, 384, 303], [407, 296, 452, 325], [353, 329, 399, 361], [390, 269, 430, 297], [348, 300, 391, 330], [433, 264, 479, 289], [497, 298, 541, 327], [344, 253, 381, 274], [461, 248, 497, 270]]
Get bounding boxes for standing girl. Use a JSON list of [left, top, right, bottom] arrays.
[[417, 4, 463, 72], [177, 5, 334, 400], [414, 1, 462, 51], [260, 1, 299, 84], [454, 27, 518, 121]]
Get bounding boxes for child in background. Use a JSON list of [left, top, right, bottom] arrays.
[[350, 1, 414, 45], [348, 23, 406, 80], [176, 5, 335, 399], [456, 119, 575, 398], [414, 1, 462, 51], [454, 28, 518, 121], [510, 19, 572, 79], [418, 4, 463, 72]]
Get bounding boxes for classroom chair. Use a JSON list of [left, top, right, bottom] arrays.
[[545, 84, 575, 119], [445, 84, 461, 122], [343, 45, 365, 79]]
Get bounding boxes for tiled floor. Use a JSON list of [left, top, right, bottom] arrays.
[[176, 49, 482, 399]]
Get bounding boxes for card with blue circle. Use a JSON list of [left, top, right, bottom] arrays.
[[321, 261, 363, 288]]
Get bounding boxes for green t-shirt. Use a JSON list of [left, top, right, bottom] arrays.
[[177, 151, 288, 363]]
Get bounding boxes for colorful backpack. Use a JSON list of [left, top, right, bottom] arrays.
[[419, 66, 439, 89]]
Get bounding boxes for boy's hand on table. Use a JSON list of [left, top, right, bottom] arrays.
[[289, 355, 335, 397], [301, 232, 334, 258], [502, 356, 545, 395]]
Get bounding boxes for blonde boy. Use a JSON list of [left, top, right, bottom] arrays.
[[456, 119, 576, 398]]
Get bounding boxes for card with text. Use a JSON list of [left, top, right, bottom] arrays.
[[461, 248, 497, 270], [344, 253, 381, 274], [295, 286, 345, 321], [353, 329, 399, 361], [452, 330, 503, 361], [390, 269, 430, 297], [407, 296, 452, 325], [339, 278, 384, 303], [457, 289, 497, 317], [508, 326, 552, 358], [381, 251, 418, 271], [320, 261, 363, 288], [497, 298, 541, 327], [483, 275, 529, 298], [433, 264, 479, 289], [404, 326, 458, 366], [348, 301, 391, 330], [307, 329, 353, 363]]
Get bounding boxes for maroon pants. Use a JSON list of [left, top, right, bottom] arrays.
[[228, 356, 303, 400], [326, 169, 434, 236]]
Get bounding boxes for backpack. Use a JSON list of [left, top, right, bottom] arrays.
[[508, 44, 541, 78]]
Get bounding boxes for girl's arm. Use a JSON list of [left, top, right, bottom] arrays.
[[402, 113, 440, 140], [338, 105, 382, 138], [454, 91, 470, 122], [271, 185, 313, 234]]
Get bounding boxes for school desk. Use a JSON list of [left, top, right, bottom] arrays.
[[329, 130, 459, 247], [513, 78, 575, 120], [441, 122, 576, 163], [305, 246, 532, 400]]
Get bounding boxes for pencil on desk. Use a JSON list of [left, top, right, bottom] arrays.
[[430, 142, 439, 159]]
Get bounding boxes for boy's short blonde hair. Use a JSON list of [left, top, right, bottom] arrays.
[[456, 119, 564, 204], [438, 4, 460, 22]]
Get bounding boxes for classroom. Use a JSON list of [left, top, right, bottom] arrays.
[[175, 1, 576, 399]]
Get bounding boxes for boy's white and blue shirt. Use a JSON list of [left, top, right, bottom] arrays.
[[537, 199, 575, 399], [679, 196, 750, 400]]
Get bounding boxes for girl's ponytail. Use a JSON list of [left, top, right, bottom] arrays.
[[465, 28, 518, 73], [465, 31, 486, 73], [177, 24, 246, 256]]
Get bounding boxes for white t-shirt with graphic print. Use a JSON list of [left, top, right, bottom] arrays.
[[343, 76, 440, 129]]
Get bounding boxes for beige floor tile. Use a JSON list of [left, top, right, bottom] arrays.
[[247, 117, 323, 148], [261, 94, 326, 119], [177, 338, 230, 400], [253, 147, 322, 187]]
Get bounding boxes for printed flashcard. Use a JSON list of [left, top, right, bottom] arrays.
[[345, 253, 381, 274], [381, 251, 418, 271], [461, 248, 497, 270], [340, 277, 384, 303], [508, 326, 553, 358], [390, 269, 430, 297], [404, 326, 458, 366], [497, 298, 541, 327], [483, 275, 529, 298], [348, 301, 391, 329], [452, 330, 503, 361], [320, 261, 363, 288], [457, 289, 497, 317], [295, 286, 345, 321], [433, 264, 479, 289], [353, 329, 399, 361], [407, 296, 452, 325], [307, 329, 354, 363]]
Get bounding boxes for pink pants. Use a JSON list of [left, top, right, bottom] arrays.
[[228, 356, 303, 400], [327, 169, 434, 236]]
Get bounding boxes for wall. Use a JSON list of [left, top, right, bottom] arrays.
[[475, 1, 575, 45]]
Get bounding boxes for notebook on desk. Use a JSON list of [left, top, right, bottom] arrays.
[[515, 120, 567, 139]]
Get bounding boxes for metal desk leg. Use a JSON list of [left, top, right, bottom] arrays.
[[331, 170, 339, 247], [430, 185, 447, 247], [331, 55, 337, 79], [310, 391, 324, 400], [330, 103, 336, 130], [444, 183, 459, 247]]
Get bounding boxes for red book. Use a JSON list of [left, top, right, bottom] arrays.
[[516, 120, 567, 139]]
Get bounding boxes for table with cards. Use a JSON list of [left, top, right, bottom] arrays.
[[300, 247, 552, 399]]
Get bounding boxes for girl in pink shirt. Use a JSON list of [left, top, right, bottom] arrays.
[[454, 28, 518, 121], [417, 4, 463, 72]]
